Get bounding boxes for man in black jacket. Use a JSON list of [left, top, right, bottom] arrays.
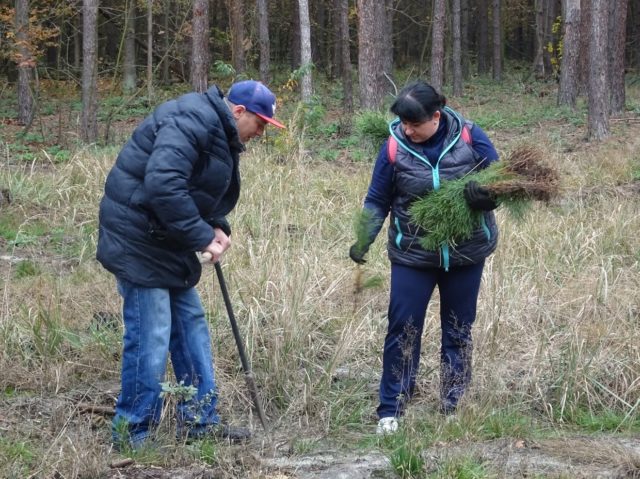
[[97, 80, 284, 449]]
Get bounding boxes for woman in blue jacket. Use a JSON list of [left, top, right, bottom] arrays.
[[349, 80, 500, 435]]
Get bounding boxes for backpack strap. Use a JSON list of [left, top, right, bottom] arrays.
[[388, 123, 472, 165], [387, 135, 398, 164], [461, 124, 472, 145]]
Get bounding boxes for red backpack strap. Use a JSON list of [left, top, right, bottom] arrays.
[[387, 135, 398, 164], [461, 124, 472, 145]]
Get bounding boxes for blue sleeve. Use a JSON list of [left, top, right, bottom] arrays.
[[470, 124, 499, 168], [360, 141, 394, 247]]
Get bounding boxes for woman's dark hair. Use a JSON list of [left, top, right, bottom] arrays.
[[390, 81, 447, 123]]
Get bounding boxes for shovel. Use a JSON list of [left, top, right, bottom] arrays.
[[202, 254, 271, 436]]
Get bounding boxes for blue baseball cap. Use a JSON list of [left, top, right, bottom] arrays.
[[227, 80, 285, 129]]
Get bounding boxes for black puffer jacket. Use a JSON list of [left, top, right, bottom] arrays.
[[97, 86, 243, 288]]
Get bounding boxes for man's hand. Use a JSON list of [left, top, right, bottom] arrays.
[[463, 180, 498, 211], [349, 244, 367, 265], [202, 228, 231, 263]]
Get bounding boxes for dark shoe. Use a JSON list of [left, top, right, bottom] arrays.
[[212, 424, 252, 443], [182, 424, 251, 444]]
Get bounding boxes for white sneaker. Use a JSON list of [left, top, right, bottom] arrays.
[[376, 417, 399, 435]]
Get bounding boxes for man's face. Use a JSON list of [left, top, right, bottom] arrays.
[[234, 107, 266, 143]]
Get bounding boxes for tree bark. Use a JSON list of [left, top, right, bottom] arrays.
[[452, 0, 463, 96], [191, 0, 209, 93], [608, 0, 627, 114], [257, 0, 270, 83], [587, 0, 609, 140], [492, 0, 502, 81], [477, 0, 489, 75], [147, 0, 153, 99], [533, 0, 546, 76], [228, 0, 246, 74], [558, 0, 581, 107], [338, 0, 352, 111], [15, 0, 34, 125], [298, 0, 313, 102], [81, 0, 99, 142], [357, 0, 387, 109], [461, 0, 470, 78], [122, 0, 136, 94], [161, 0, 170, 85], [430, 0, 446, 91]]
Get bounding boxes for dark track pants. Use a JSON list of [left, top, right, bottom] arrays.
[[377, 261, 485, 419]]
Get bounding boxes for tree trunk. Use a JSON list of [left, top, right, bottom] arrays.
[[578, 0, 591, 95], [452, 0, 463, 96], [492, 0, 502, 81], [332, 0, 342, 79], [587, 0, 609, 140], [461, 0, 470, 78], [298, 0, 313, 102], [477, 0, 489, 74], [357, 0, 387, 109], [257, 0, 270, 83], [383, 0, 394, 76], [338, 0, 352, 111], [81, 0, 99, 142], [533, 0, 545, 76], [147, 0, 153, 99], [430, 0, 446, 91], [15, 0, 34, 125], [161, 0, 170, 85], [123, 0, 136, 94], [558, 0, 581, 107], [228, 0, 246, 74], [191, 0, 209, 93], [609, 0, 627, 114]]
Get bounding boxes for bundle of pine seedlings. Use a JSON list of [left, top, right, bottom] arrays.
[[409, 145, 560, 251]]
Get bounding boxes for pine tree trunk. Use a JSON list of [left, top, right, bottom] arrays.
[[298, 0, 313, 102], [162, 0, 170, 85], [338, 0, 352, 111], [430, 0, 446, 91], [578, 0, 591, 95], [533, 0, 546, 76], [492, 0, 502, 81], [357, 0, 387, 109], [191, 0, 209, 93], [229, 0, 246, 74], [477, 0, 489, 75], [81, 0, 99, 142], [147, 0, 153, 99], [587, 0, 610, 140], [257, 0, 270, 83], [609, 0, 627, 114], [123, 0, 136, 94], [558, 0, 581, 107], [452, 0, 463, 96], [461, 0, 470, 78], [15, 0, 34, 125]]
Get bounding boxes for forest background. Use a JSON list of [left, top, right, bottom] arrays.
[[0, 0, 639, 478]]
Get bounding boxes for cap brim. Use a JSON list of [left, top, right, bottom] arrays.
[[255, 112, 286, 129]]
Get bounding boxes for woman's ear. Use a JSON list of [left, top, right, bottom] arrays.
[[432, 110, 441, 121]]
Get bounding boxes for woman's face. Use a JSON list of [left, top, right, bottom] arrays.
[[401, 110, 441, 143]]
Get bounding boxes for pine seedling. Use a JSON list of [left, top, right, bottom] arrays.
[[409, 145, 559, 250], [352, 208, 380, 295]]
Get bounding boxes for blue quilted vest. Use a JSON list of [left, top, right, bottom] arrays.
[[386, 107, 498, 270]]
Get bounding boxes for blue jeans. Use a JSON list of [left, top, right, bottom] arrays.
[[377, 261, 484, 419], [112, 279, 220, 445]]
